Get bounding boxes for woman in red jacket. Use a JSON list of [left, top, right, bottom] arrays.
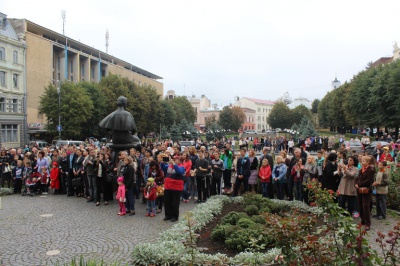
[[258, 159, 271, 198], [161, 156, 185, 222], [355, 155, 376, 231]]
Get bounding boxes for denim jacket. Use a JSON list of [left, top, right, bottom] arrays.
[[272, 163, 287, 184]]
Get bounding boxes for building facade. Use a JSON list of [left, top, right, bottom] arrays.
[[241, 107, 256, 131], [0, 13, 27, 148], [187, 94, 212, 129], [234, 97, 274, 131], [9, 18, 163, 139]]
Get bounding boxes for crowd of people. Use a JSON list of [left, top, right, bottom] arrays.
[[0, 135, 398, 228]]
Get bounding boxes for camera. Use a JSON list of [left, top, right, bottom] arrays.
[[163, 157, 169, 162]]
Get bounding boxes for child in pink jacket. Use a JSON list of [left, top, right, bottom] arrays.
[[116, 177, 126, 216]]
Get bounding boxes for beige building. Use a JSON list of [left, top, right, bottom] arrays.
[[186, 94, 213, 129], [9, 18, 163, 138], [0, 13, 27, 148], [234, 97, 275, 131], [241, 108, 256, 131]]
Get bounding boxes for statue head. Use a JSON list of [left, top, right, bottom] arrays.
[[117, 96, 127, 108]]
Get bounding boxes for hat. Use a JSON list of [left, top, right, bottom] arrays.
[[383, 146, 389, 150], [147, 177, 154, 185], [117, 176, 124, 183]]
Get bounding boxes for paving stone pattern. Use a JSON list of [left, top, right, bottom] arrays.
[[0, 194, 196, 266], [0, 194, 398, 265]]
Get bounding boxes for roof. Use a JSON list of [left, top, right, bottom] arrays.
[[18, 19, 162, 80], [241, 107, 256, 113], [243, 97, 275, 105], [0, 14, 19, 41]]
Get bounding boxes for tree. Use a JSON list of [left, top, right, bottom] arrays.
[[205, 113, 217, 130], [159, 100, 177, 130], [218, 106, 245, 131], [311, 99, 320, 114], [80, 82, 107, 137], [297, 116, 317, 138], [267, 102, 292, 129], [39, 82, 93, 139], [169, 96, 196, 124], [291, 104, 312, 125]]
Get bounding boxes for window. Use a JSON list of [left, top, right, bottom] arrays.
[[70, 61, 73, 73], [12, 99, 18, 113], [0, 47, 5, 60], [13, 51, 18, 64], [13, 74, 18, 87], [71, 76, 73, 82], [91, 67, 95, 79], [1, 124, 19, 143], [0, 71, 5, 86], [0, 97, 5, 112], [57, 57, 60, 70], [257, 107, 261, 112], [81, 64, 84, 76]]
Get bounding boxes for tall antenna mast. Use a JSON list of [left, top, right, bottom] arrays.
[[105, 29, 109, 54], [61, 10, 66, 35]]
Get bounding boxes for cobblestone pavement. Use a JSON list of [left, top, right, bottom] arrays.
[[0, 193, 398, 266], [0, 193, 197, 266], [359, 212, 400, 255]]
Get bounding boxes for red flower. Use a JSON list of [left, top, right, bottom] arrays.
[[310, 202, 317, 207]]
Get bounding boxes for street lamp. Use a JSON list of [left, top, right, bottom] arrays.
[[57, 80, 61, 140]]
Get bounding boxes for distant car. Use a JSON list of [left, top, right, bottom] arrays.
[[29, 140, 49, 149], [344, 141, 363, 153], [244, 130, 257, 134], [364, 141, 390, 155], [275, 128, 282, 132]]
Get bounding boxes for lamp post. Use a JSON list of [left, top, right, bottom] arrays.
[[57, 80, 61, 140]]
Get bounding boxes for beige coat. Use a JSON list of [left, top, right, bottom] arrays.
[[338, 165, 359, 196]]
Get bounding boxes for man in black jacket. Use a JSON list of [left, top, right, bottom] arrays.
[[66, 146, 77, 196], [287, 148, 306, 201], [195, 150, 209, 203], [233, 148, 250, 197]]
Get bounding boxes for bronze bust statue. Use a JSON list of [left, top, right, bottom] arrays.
[[99, 96, 139, 145]]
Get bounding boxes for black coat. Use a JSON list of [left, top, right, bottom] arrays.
[[123, 164, 135, 189], [321, 160, 340, 191]]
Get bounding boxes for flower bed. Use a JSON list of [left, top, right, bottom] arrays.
[[131, 195, 322, 266]]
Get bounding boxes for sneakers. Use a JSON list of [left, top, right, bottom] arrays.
[[150, 213, 155, 217], [183, 199, 189, 203], [146, 213, 150, 217], [353, 211, 360, 218], [377, 216, 383, 220]]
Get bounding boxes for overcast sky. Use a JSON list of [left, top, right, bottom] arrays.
[[2, 1, 400, 106]]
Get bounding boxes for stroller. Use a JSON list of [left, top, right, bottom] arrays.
[[22, 172, 41, 196]]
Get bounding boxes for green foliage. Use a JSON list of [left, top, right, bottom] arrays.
[[225, 227, 270, 251], [39, 82, 93, 139], [296, 115, 317, 138], [250, 215, 266, 225], [211, 224, 232, 241], [311, 99, 320, 114], [56, 256, 123, 266], [320, 59, 400, 131], [169, 96, 196, 124], [387, 168, 400, 211], [267, 101, 292, 129], [218, 106, 246, 131], [221, 211, 249, 225], [244, 204, 259, 216], [237, 218, 256, 228], [291, 104, 312, 125]]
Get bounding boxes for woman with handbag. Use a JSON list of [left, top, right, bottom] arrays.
[[355, 155, 376, 231]]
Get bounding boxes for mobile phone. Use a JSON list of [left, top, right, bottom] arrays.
[[163, 157, 169, 162]]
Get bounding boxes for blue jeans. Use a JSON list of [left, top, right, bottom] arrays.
[[87, 175, 97, 201], [375, 194, 387, 218], [146, 200, 156, 214], [125, 188, 135, 212], [261, 182, 269, 198], [182, 178, 190, 200], [294, 181, 303, 201]]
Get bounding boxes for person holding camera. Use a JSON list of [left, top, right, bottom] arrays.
[[338, 155, 359, 217], [161, 156, 185, 222]]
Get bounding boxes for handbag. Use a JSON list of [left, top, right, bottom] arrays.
[[105, 171, 113, 183], [358, 187, 369, 194], [156, 184, 165, 197], [71, 177, 83, 187]]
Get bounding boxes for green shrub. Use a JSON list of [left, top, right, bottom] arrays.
[[221, 211, 248, 225], [211, 224, 230, 241], [244, 204, 259, 216], [387, 180, 400, 211], [243, 193, 271, 209], [225, 227, 269, 251], [251, 215, 266, 224], [237, 218, 256, 228], [266, 201, 290, 214], [259, 206, 271, 213]]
